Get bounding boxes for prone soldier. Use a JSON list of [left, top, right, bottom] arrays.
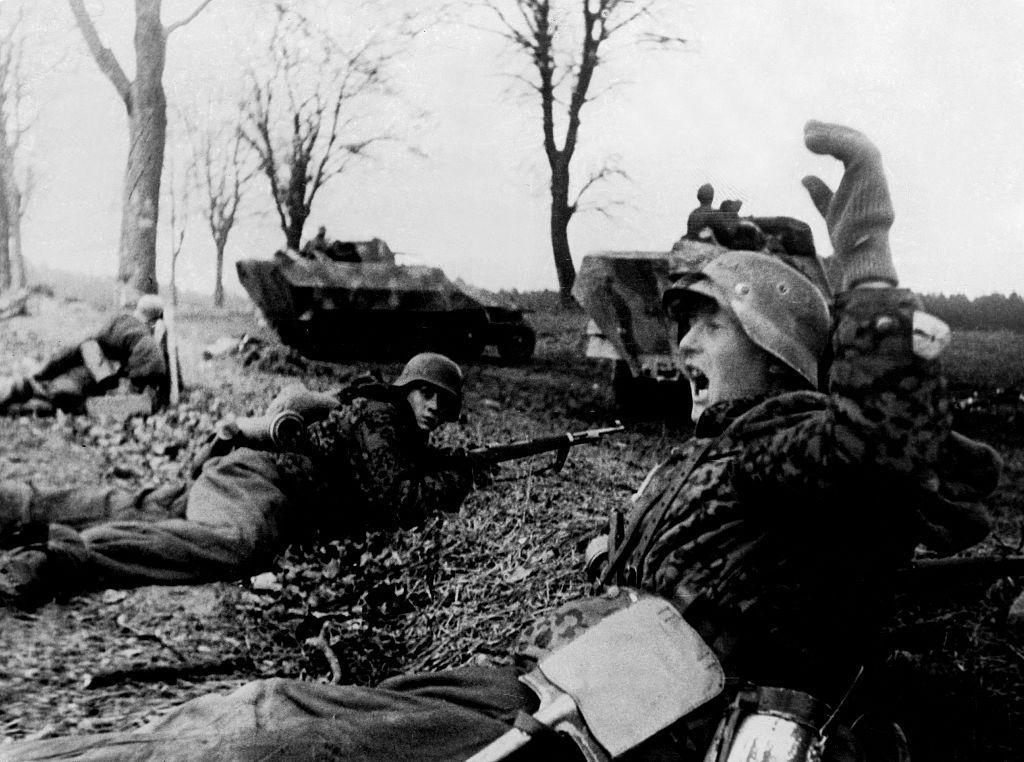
[[1, 122, 1003, 761], [0, 353, 483, 607], [0, 294, 168, 415]]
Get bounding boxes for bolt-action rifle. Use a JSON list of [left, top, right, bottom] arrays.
[[191, 414, 624, 478], [467, 423, 625, 475]]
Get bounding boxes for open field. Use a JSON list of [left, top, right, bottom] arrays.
[[1, 289, 1023, 759]]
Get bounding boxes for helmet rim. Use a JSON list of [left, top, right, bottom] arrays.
[[664, 252, 830, 388]]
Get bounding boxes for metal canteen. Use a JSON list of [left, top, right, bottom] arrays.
[[704, 687, 826, 762]]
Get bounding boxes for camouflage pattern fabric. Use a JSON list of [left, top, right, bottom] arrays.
[[514, 586, 650, 666], [275, 385, 474, 531], [526, 288, 995, 702], [0, 390, 472, 600]]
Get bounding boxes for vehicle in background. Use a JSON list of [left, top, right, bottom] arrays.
[[237, 240, 536, 363], [573, 216, 829, 415]]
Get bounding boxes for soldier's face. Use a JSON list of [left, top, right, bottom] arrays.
[[406, 384, 442, 432], [678, 300, 772, 423]]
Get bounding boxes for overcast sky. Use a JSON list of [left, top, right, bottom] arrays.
[[11, 0, 1024, 298]]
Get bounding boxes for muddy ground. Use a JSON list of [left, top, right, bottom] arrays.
[[1, 292, 1023, 760]]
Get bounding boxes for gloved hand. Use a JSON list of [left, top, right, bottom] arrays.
[[443, 447, 499, 488], [266, 383, 337, 422], [802, 120, 898, 291]]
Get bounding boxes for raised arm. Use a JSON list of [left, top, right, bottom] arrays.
[[738, 122, 953, 494]]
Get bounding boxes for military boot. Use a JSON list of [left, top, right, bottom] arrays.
[[0, 482, 35, 547], [0, 546, 55, 609]]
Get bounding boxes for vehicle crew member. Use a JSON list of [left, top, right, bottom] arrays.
[[0, 353, 479, 607], [1, 123, 1001, 761]]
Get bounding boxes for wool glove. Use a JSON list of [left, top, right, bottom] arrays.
[[802, 120, 898, 290]]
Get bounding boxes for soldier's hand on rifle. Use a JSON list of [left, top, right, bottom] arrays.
[[443, 446, 499, 488], [802, 120, 897, 291], [469, 454, 502, 488]]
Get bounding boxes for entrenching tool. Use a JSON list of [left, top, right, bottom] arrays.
[[467, 595, 725, 761]]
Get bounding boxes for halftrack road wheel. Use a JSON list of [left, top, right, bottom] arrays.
[[497, 324, 536, 364]]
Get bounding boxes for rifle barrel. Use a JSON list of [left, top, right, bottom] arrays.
[[900, 555, 1024, 587], [471, 424, 625, 465]]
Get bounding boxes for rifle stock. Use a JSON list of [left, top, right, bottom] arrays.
[[470, 423, 625, 474]]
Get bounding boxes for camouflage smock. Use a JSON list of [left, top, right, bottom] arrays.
[[272, 385, 474, 533], [526, 288, 996, 700]]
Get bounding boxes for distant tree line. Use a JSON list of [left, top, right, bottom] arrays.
[[920, 292, 1024, 332]]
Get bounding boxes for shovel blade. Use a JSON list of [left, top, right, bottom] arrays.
[[538, 596, 724, 757]]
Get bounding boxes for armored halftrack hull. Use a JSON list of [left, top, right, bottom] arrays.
[[573, 219, 831, 415], [237, 246, 535, 363]]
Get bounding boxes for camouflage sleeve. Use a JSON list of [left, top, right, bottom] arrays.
[[308, 402, 474, 528], [737, 287, 951, 494]]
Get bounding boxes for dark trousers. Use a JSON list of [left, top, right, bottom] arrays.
[[6, 448, 307, 596]]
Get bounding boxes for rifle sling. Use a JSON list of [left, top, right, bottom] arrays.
[[601, 436, 717, 586]]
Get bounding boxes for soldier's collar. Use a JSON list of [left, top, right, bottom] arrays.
[[693, 394, 774, 437]]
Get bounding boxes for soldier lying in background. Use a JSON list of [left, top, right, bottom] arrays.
[[0, 122, 1002, 761], [0, 294, 168, 415], [0, 353, 486, 608]]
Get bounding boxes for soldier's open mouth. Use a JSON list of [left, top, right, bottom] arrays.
[[685, 365, 709, 401]]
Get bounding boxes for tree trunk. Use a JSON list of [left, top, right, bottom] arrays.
[[282, 152, 309, 250], [0, 183, 10, 292], [117, 0, 167, 303], [285, 204, 307, 251], [10, 194, 25, 288], [213, 237, 225, 307], [549, 164, 577, 306], [0, 132, 13, 291]]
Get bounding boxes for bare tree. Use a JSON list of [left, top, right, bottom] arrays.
[[240, 5, 410, 251], [0, 5, 31, 291], [483, 0, 682, 304], [184, 109, 256, 307], [68, 0, 215, 303], [164, 154, 190, 310], [162, 150, 190, 404]]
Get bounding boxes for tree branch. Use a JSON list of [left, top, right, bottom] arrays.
[[68, 0, 131, 106], [165, 0, 217, 36], [571, 163, 629, 213]]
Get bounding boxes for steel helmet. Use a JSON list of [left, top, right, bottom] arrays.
[[662, 251, 830, 389], [391, 352, 464, 420]]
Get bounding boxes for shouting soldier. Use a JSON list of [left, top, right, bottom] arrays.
[[1, 123, 1001, 761]]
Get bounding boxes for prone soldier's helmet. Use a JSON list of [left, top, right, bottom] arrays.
[[696, 183, 714, 205], [662, 251, 830, 389], [391, 352, 463, 420]]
